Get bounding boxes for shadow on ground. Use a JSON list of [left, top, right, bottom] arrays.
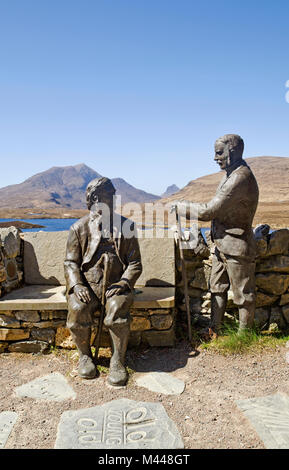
[[126, 339, 200, 373]]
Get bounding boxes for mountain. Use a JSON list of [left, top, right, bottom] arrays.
[[111, 178, 160, 204], [160, 156, 289, 228], [0, 164, 160, 209], [161, 184, 180, 198]]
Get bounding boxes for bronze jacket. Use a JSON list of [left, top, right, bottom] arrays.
[[64, 213, 142, 294], [179, 160, 259, 258]]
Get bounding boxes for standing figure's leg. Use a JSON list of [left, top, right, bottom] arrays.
[[208, 249, 230, 337], [226, 256, 256, 333], [210, 292, 228, 334], [104, 292, 133, 386], [238, 304, 255, 331]]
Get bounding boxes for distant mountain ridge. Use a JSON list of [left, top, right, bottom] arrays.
[[161, 184, 180, 198], [0, 164, 160, 209]]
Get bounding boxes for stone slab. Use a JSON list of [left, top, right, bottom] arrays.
[[23, 231, 68, 285], [133, 287, 175, 308], [54, 398, 184, 449], [0, 285, 67, 310], [236, 393, 289, 449], [15, 372, 76, 401], [0, 411, 18, 448], [136, 235, 175, 287], [23, 231, 175, 287], [0, 285, 175, 310], [135, 372, 185, 395]]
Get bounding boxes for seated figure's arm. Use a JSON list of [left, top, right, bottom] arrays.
[[64, 227, 85, 294]]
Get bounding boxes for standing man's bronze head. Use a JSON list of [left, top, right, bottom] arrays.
[[214, 134, 244, 170]]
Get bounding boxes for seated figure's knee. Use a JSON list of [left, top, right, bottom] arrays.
[[104, 296, 130, 328], [67, 293, 94, 330]]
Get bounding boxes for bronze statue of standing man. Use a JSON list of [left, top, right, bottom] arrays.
[[64, 177, 142, 385], [173, 134, 259, 337]]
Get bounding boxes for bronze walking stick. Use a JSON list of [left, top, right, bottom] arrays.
[[93, 252, 109, 363], [173, 205, 192, 342]]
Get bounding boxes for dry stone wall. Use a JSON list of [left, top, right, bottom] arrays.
[[0, 228, 23, 298], [0, 307, 176, 353], [176, 225, 289, 331]]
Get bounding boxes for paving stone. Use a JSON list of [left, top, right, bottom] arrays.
[[0, 412, 18, 448], [54, 398, 184, 449], [15, 372, 76, 402], [236, 393, 289, 449], [135, 372, 185, 395]]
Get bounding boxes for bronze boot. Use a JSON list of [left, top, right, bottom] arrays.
[[107, 324, 130, 387], [209, 293, 227, 336], [238, 304, 255, 333], [71, 327, 96, 379]]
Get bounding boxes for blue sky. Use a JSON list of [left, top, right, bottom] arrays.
[[1, 0, 289, 195]]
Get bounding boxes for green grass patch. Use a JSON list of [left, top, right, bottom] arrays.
[[199, 321, 289, 355], [97, 364, 109, 374]]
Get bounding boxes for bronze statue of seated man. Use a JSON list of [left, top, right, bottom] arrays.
[[64, 177, 142, 385]]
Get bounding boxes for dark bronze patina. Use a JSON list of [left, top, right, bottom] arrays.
[[64, 177, 142, 385], [174, 134, 259, 335]]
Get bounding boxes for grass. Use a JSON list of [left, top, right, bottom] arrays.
[[199, 320, 289, 355]]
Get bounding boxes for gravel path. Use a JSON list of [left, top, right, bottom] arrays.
[[1, 341, 288, 449]]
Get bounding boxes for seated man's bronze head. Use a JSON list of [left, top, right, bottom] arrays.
[[86, 177, 116, 210]]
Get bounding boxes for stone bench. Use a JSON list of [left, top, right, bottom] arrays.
[[0, 229, 176, 353]]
